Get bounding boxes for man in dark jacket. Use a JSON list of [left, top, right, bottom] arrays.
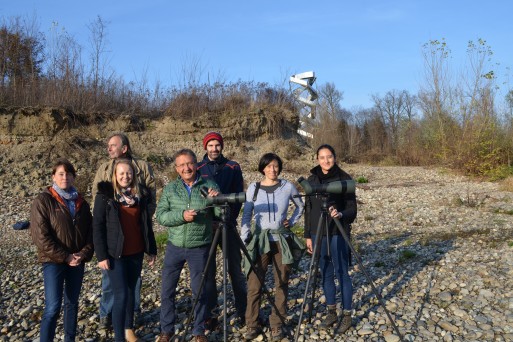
[[197, 131, 247, 329]]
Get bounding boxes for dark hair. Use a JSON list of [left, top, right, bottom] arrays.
[[173, 148, 197, 165], [316, 144, 337, 160], [258, 153, 283, 175], [108, 132, 133, 158], [52, 158, 76, 177]]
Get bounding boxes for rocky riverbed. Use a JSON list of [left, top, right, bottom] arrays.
[[1, 165, 513, 341]]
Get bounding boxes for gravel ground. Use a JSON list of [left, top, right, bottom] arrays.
[[1, 165, 513, 341]]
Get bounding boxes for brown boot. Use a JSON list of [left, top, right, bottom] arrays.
[[339, 310, 352, 333], [125, 328, 140, 342], [320, 305, 338, 328]]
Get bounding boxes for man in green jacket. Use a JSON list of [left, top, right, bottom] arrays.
[[156, 148, 219, 342]]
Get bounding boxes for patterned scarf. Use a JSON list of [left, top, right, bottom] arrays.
[[116, 187, 139, 207], [52, 183, 79, 216]]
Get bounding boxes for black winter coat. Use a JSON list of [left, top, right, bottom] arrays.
[[304, 164, 357, 238], [92, 181, 157, 261]]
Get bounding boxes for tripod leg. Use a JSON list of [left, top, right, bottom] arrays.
[[222, 222, 228, 342], [294, 212, 326, 342], [181, 224, 222, 341], [332, 217, 405, 342]]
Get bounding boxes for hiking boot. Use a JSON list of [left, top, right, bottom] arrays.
[[194, 335, 208, 342], [320, 305, 338, 328], [244, 326, 263, 340], [156, 332, 174, 342], [271, 326, 285, 341], [339, 310, 352, 333]]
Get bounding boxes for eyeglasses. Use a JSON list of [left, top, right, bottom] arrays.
[[175, 162, 196, 169]]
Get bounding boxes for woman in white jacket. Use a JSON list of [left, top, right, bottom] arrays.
[[241, 153, 304, 341]]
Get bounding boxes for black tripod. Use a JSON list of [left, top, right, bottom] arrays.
[[294, 193, 404, 342], [182, 202, 287, 342]]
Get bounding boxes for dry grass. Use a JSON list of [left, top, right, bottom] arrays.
[[499, 176, 513, 192]]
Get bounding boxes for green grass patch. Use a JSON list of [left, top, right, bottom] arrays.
[[356, 176, 369, 183], [155, 231, 168, 249], [398, 249, 416, 262], [508, 241, 513, 247]]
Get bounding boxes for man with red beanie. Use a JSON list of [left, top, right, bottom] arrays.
[[197, 131, 247, 330]]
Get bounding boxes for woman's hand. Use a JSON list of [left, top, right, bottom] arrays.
[[66, 253, 83, 267], [282, 219, 290, 228], [306, 238, 313, 254], [147, 254, 156, 268], [98, 259, 110, 270], [329, 206, 342, 219]]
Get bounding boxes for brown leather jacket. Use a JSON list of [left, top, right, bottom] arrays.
[[30, 187, 94, 264]]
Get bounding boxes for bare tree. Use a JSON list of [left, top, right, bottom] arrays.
[[87, 15, 110, 97]]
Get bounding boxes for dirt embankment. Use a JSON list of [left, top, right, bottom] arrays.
[[0, 106, 311, 199]]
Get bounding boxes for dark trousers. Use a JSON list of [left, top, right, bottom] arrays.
[[205, 223, 247, 319], [99, 270, 142, 318], [160, 242, 209, 336], [313, 234, 352, 310], [107, 253, 143, 342], [40, 262, 85, 342], [245, 242, 290, 329]]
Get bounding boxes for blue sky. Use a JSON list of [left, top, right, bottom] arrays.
[[2, 1, 512, 108]]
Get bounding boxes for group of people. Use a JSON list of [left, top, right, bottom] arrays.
[[29, 131, 357, 342]]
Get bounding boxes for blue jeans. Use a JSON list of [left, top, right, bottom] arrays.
[[160, 242, 209, 336], [313, 234, 352, 310], [205, 224, 247, 319], [107, 253, 143, 342], [99, 271, 142, 318], [40, 262, 85, 342]]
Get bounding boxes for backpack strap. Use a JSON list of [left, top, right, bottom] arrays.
[[252, 182, 261, 202]]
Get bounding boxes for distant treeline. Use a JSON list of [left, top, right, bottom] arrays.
[[2, 16, 513, 178]]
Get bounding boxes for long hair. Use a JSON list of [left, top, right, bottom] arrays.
[[111, 158, 140, 197], [108, 132, 133, 158]]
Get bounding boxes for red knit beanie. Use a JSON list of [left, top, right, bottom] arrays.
[[203, 131, 224, 149]]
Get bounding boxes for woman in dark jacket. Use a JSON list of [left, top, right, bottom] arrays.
[[30, 158, 93, 342], [304, 144, 357, 333], [93, 158, 157, 342]]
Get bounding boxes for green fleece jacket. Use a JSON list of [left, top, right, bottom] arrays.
[[242, 226, 306, 277], [156, 176, 219, 248]]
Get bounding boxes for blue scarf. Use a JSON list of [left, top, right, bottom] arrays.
[[52, 183, 79, 217]]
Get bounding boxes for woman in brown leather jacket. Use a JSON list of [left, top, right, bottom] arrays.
[[30, 158, 93, 342]]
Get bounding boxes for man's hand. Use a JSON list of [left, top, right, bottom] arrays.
[[206, 188, 219, 197], [183, 209, 197, 222], [282, 219, 290, 228]]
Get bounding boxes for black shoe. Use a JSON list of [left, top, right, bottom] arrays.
[[244, 326, 263, 340], [99, 315, 111, 329], [134, 312, 143, 327], [205, 316, 219, 332]]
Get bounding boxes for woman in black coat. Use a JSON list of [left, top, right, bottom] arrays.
[[93, 158, 157, 342], [304, 144, 357, 333]]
